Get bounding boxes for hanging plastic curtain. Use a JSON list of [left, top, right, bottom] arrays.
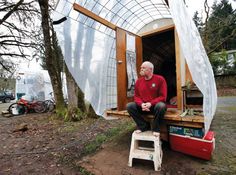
[[169, 0, 217, 133]]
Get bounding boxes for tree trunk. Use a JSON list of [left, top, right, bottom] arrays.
[[87, 104, 99, 118], [38, 0, 66, 117], [65, 64, 78, 109], [65, 63, 86, 121], [65, 64, 86, 112]]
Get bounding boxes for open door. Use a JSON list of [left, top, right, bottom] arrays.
[[116, 27, 142, 111], [140, 25, 182, 110]]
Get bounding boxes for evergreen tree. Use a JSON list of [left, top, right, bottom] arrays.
[[193, 11, 204, 32], [206, 0, 236, 53]]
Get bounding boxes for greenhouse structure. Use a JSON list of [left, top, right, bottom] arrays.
[[53, 0, 217, 138]]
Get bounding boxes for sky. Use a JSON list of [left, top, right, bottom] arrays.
[[186, 0, 236, 19], [18, 58, 42, 72]]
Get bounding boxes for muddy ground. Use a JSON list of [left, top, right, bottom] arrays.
[[0, 96, 236, 175]]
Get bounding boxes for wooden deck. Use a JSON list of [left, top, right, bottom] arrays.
[[106, 109, 204, 125], [106, 109, 204, 141]]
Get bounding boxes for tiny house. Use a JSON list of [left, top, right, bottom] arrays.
[[53, 0, 217, 138]]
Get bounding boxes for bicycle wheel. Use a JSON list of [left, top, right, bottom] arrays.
[[44, 100, 55, 112], [8, 103, 26, 116], [33, 101, 47, 113]]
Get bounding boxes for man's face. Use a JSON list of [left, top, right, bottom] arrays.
[[140, 64, 151, 76]]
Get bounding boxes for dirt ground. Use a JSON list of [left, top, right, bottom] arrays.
[[0, 96, 236, 175], [79, 96, 236, 175]]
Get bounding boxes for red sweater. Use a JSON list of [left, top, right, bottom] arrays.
[[134, 75, 167, 106]]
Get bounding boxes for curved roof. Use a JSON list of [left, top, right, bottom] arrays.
[[55, 0, 171, 35]]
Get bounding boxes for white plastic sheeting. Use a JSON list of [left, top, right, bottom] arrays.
[[53, 0, 217, 132], [53, 17, 115, 115], [169, 0, 217, 132]]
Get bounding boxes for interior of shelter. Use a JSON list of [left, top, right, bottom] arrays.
[[142, 29, 177, 106]]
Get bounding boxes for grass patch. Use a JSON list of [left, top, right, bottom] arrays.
[[78, 166, 94, 175], [82, 120, 135, 156], [58, 118, 135, 172], [220, 106, 236, 111]]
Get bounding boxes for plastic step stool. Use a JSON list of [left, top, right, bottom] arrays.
[[128, 131, 163, 171]]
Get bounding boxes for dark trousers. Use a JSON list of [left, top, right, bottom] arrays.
[[126, 102, 167, 132]]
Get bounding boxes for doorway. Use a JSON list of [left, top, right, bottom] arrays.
[[142, 29, 177, 107]]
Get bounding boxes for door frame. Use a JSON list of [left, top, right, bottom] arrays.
[[116, 27, 142, 110]]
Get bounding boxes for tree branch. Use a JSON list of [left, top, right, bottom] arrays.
[[0, 0, 24, 25], [207, 31, 236, 55], [0, 53, 30, 57]]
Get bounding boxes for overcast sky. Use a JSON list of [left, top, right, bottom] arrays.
[[186, 0, 236, 18]]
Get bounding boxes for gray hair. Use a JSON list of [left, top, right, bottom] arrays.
[[142, 61, 154, 73]]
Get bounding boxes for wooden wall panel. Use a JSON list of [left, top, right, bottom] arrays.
[[174, 30, 183, 110], [185, 63, 193, 83], [136, 36, 143, 78]]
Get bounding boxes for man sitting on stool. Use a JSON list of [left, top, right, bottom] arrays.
[[126, 61, 167, 137]]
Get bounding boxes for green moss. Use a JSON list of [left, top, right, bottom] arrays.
[[79, 166, 94, 175], [64, 107, 86, 122], [56, 107, 67, 118], [82, 120, 135, 156]]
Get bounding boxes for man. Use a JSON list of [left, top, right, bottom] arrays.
[[126, 61, 167, 137]]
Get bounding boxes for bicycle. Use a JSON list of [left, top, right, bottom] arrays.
[[43, 92, 55, 112], [8, 96, 47, 116]]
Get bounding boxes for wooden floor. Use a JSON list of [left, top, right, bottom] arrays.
[[106, 108, 204, 125]]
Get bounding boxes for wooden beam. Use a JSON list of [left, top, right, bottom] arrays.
[[185, 62, 193, 83], [116, 28, 127, 110], [174, 29, 183, 111], [73, 3, 117, 30], [139, 24, 175, 37], [136, 35, 143, 78]]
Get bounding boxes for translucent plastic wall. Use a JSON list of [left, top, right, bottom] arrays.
[[169, 0, 217, 132], [53, 17, 116, 115]]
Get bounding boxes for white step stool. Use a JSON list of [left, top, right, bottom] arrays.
[[128, 131, 163, 171]]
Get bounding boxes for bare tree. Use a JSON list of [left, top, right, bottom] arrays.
[[38, 0, 66, 116], [0, 0, 41, 76], [201, 0, 210, 51]]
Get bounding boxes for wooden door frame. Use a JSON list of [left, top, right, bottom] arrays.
[[116, 28, 143, 110], [141, 24, 183, 110]]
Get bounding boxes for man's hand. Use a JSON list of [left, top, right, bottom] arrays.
[[141, 102, 152, 111]]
